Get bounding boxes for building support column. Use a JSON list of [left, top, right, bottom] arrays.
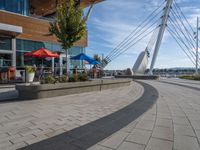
[[52, 57, 55, 74], [59, 55, 63, 76], [12, 38, 16, 68]]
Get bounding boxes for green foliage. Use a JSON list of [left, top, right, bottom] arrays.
[[180, 75, 200, 81], [25, 66, 35, 73], [68, 76, 77, 82], [78, 73, 89, 81], [58, 75, 68, 82], [49, 0, 93, 50], [45, 76, 57, 84]]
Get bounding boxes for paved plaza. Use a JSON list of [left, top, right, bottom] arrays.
[[0, 79, 200, 150]]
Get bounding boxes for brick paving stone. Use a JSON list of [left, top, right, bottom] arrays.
[[126, 129, 151, 145], [3, 142, 28, 150], [174, 124, 195, 137], [0, 140, 12, 149], [25, 134, 49, 145], [174, 135, 200, 150], [87, 79, 200, 150], [172, 116, 190, 126], [0, 82, 144, 149], [155, 118, 173, 128], [117, 141, 145, 150], [99, 131, 129, 149], [2, 79, 200, 150], [152, 126, 173, 141], [10, 134, 36, 144], [120, 121, 138, 133], [88, 145, 113, 150], [145, 138, 173, 150], [135, 120, 155, 131]]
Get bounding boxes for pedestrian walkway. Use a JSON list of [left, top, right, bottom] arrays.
[[1, 79, 200, 150], [88, 79, 200, 150], [19, 82, 158, 150], [0, 81, 143, 150]]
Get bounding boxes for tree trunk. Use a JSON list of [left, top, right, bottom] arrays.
[[65, 49, 70, 76]]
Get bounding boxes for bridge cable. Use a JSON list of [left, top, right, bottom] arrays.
[[102, 1, 166, 67], [167, 27, 196, 65], [167, 22, 196, 61], [174, 0, 195, 33], [107, 18, 161, 61], [104, 9, 164, 62], [167, 28, 196, 65], [110, 26, 159, 61], [170, 9, 196, 50], [104, 1, 166, 60], [172, 4, 196, 48], [168, 18, 196, 60]]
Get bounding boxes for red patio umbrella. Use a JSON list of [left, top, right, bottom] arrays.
[[24, 48, 59, 58]]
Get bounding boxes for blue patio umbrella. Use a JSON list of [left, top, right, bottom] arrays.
[[70, 53, 101, 65]]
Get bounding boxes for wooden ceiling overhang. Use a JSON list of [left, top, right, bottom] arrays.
[[30, 0, 103, 16]]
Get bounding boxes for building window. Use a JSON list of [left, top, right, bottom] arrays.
[[0, 54, 12, 67], [16, 39, 84, 69], [0, 37, 12, 51], [0, 0, 29, 15]]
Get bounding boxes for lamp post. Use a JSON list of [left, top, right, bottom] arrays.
[[195, 17, 199, 74]]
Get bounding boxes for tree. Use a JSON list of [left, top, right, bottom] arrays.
[[49, 0, 93, 75]]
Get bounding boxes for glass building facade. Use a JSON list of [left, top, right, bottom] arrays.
[[0, 37, 85, 69], [0, 0, 29, 15], [0, 0, 86, 72]]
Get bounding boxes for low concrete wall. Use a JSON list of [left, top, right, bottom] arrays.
[[16, 79, 132, 100], [115, 75, 159, 80]]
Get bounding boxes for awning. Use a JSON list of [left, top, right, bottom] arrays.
[[0, 23, 22, 35]]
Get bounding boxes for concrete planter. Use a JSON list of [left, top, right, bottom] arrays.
[[115, 75, 159, 80], [26, 72, 35, 82], [16, 79, 132, 100]]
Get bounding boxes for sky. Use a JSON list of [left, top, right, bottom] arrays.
[[85, 0, 200, 70]]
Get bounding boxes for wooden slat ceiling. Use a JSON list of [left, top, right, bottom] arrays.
[[30, 0, 103, 16]]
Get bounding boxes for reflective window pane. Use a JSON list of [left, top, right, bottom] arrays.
[[0, 0, 29, 15], [0, 37, 12, 50]]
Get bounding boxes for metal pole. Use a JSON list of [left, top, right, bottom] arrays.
[[149, 0, 173, 75], [196, 17, 199, 74]]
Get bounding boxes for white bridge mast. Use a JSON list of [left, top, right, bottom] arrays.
[[149, 0, 173, 75]]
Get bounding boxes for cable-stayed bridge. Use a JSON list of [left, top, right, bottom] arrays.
[[101, 0, 199, 75]]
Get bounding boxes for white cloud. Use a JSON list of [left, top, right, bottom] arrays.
[[86, 0, 199, 69]]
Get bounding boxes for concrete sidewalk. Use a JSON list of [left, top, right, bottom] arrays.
[[88, 80, 200, 150], [0, 81, 143, 150]]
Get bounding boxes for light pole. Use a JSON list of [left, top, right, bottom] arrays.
[[195, 17, 199, 74]]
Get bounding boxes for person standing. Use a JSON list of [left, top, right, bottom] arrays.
[[73, 65, 78, 80], [92, 65, 97, 78]]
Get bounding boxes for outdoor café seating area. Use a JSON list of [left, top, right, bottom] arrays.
[[0, 48, 102, 84]]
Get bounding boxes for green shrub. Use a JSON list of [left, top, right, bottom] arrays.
[[180, 75, 200, 81], [58, 76, 68, 83], [25, 66, 34, 73], [78, 74, 89, 82], [193, 75, 200, 80], [45, 75, 56, 84], [68, 76, 77, 82]]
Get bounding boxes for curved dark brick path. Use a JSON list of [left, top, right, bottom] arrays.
[[19, 82, 158, 150]]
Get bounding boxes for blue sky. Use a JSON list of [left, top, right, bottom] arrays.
[[86, 0, 200, 70]]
